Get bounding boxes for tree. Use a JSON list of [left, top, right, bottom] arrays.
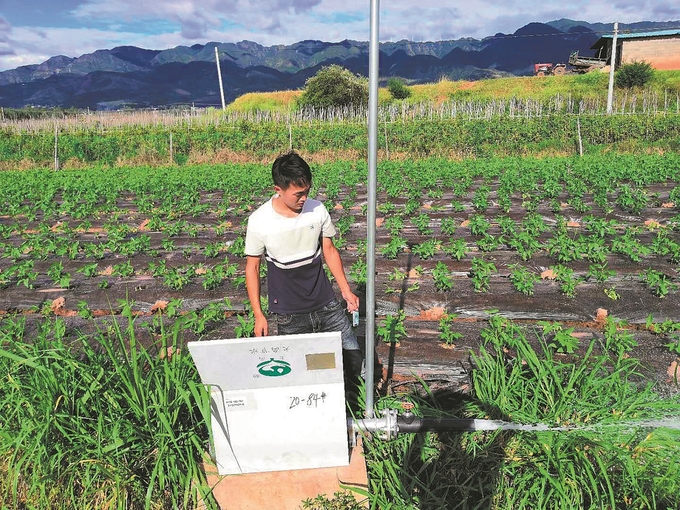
[[387, 78, 411, 100], [297, 65, 368, 110], [615, 61, 654, 89]]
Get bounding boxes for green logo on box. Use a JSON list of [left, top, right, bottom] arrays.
[[257, 358, 292, 377]]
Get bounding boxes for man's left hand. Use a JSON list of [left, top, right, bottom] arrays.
[[342, 289, 360, 313]]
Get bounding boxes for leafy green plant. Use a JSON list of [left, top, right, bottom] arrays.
[[380, 235, 407, 259], [602, 317, 638, 356], [47, 261, 72, 288], [440, 217, 458, 236], [467, 214, 490, 236], [112, 259, 135, 277], [388, 267, 407, 281], [387, 77, 411, 100], [553, 264, 581, 297], [442, 239, 467, 260], [413, 213, 433, 235], [616, 184, 648, 214], [384, 215, 404, 236], [14, 260, 38, 289], [335, 215, 354, 236], [164, 266, 193, 290], [469, 257, 496, 292], [472, 185, 490, 212], [349, 258, 367, 285], [615, 60, 654, 88], [77, 262, 99, 277], [403, 198, 421, 216], [506, 231, 541, 261], [586, 262, 616, 283], [476, 233, 500, 252], [76, 300, 93, 319], [538, 320, 579, 354], [432, 261, 453, 292], [297, 64, 368, 109], [508, 263, 538, 296], [438, 314, 463, 345], [377, 310, 407, 344], [641, 268, 676, 298], [411, 239, 438, 259], [611, 228, 650, 262], [234, 314, 255, 338], [203, 242, 222, 258], [228, 236, 246, 257]]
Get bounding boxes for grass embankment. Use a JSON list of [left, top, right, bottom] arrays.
[[0, 310, 216, 509], [1, 113, 679, 170], [2, 312, 678, 509], [361, 317, 680, 509], [227, 70, 680, 111]]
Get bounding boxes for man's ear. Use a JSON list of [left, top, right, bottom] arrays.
[[273, 185, 283, 195]]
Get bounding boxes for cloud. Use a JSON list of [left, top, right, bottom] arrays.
[[0, 0, 677, 72], [0, 25, 160, 71], [279, 0, 323, 14], [0, 17, 16, 60]]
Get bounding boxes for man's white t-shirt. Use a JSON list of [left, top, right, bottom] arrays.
[[245, 196, 337, 314]]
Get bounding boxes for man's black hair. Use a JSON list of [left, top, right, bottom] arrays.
[[271, 151, 312, 189]]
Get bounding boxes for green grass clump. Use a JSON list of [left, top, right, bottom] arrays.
[[0, 305, 216, 509], [363, 316, 680, 509]]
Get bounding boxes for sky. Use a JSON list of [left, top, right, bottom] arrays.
[[0, 0, 679, 72]]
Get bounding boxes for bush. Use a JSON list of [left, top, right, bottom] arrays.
[[615, 61, 654, 88], [297, 65, 368, 110], [387, 78, 411, 100]]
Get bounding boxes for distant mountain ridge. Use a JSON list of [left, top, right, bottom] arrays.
[[0, 19, 676, 109]]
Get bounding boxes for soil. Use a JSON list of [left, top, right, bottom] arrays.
[[1, 181, 679, 397]]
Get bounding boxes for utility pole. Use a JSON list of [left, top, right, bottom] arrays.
[[215, 46, 226, 110], [606, 22, 618, 114]]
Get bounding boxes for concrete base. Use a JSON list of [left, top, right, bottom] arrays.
[[202, 440, 369, 509]]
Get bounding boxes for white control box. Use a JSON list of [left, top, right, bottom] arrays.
[[188, 332, 349, 474]]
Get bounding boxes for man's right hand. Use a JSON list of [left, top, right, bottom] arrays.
[[253, 314, 269, 336]]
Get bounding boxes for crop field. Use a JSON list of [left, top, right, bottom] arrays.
[[1, 153, 680, 387], [2, 110, 680, 508]]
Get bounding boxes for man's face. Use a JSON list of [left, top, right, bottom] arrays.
[[275, 183, 310, 213]]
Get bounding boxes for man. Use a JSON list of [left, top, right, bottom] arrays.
[[244, 151, 364, 411]]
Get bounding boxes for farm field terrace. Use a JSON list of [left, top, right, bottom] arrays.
[[0, 153, 679, 387]]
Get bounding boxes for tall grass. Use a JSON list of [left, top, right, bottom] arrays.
[[0, 304, 216, 509], [362, 317, 680, 509]]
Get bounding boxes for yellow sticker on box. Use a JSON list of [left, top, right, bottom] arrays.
[[305, 353, 336, 370]]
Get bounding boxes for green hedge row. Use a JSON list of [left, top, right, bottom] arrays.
[[1, 114, 679, 166]]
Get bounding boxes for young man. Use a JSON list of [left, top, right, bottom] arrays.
[[244, 151, 364, 410]]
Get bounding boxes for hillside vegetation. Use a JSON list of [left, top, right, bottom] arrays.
[[227, 70, 680, 113]]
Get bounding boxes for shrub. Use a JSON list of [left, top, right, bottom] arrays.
[[615, 61, 654, 88], [387, 77, 411, 100], [297, 65, 368, 110]]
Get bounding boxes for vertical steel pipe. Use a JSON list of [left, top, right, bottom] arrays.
[[365, 0, 380, 418]]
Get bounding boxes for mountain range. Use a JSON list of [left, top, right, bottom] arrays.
[[0, 19, 677, 110]]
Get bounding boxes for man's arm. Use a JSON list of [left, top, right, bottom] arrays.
[[245, 255, 268, 336], [322, 237, 359, 312]]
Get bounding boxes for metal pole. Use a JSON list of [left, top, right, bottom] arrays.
[[215, 46, 226, 110], [606, 22, 618, 114], [365, 0, 380, 418]]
